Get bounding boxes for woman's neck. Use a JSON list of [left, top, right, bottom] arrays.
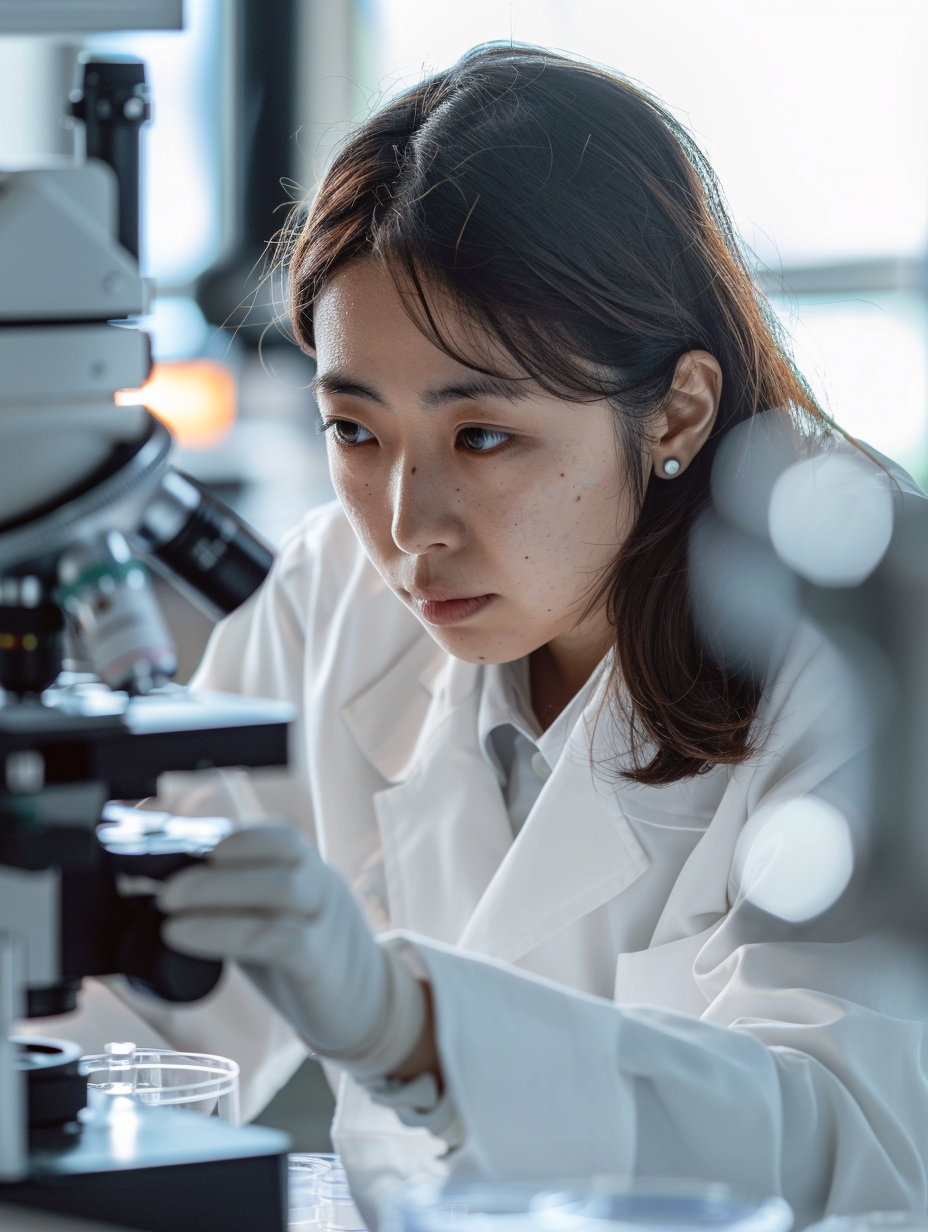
[[528, 623, 611, 732]]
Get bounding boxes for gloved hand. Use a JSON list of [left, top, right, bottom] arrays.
[[158, 824, 427, 1082]]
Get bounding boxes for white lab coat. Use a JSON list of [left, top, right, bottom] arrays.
[[29, 494, 928, 1228]]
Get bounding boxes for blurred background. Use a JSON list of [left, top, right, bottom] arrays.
[[1, 0, 925, 1145]]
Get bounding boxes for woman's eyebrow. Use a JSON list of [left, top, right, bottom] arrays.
[[313, 371, 386, 404], [420, 374, 530, 407], [313, 369, 530, 408]]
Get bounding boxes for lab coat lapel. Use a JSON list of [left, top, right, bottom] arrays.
[[340, 631, 448, 784], [342, 641, 514, 942], [343, 642, 650, 961], [458, 711, 650, 965]]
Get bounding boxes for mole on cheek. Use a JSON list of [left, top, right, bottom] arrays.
[[411, 467, 416, 475]]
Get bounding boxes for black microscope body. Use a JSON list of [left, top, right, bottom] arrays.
[[0, 685, 294, 1232]]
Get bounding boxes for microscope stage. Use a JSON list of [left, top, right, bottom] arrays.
[[1, 1103, 289, 1232], [0, 690, 293, 798]]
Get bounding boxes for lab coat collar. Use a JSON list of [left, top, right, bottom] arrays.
[[457, 703, 649, 964], [343, 640, 650, 961], [344, 638, 513, 944], [341, 632, 467, 784]]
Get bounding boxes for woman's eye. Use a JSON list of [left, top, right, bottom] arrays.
[[456, 426, 513, 453], [324, 420, 375, 446]]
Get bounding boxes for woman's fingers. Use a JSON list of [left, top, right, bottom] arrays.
[[163, 913, 312, 967], [205, 822, 308, 867], [157, 821, 322, 913], [158, 863, 324, 916]]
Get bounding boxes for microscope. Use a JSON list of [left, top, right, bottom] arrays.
[[0, 7, 295, 1231]]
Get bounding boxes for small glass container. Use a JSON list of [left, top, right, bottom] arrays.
[[80, 1041, 240, 1124], [288, 1153, 365, 1232]]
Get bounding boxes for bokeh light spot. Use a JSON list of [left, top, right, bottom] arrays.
[[739, 795, 855, 923], [769, 452, 893, 587], [116, 359, 236, 450]]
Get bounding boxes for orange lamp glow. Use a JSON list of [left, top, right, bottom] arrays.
[[116, 359, 237, 450]]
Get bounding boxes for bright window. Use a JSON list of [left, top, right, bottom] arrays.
[[368, 0, 928, 268], [366, 0, 928, 479], [772, 293, 928, 473]]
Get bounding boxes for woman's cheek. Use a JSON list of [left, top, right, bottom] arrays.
[[329, 447, 370, 509], [328, 453, 386, 549]]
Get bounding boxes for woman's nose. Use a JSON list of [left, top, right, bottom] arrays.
[[390, 459, 464, 556]]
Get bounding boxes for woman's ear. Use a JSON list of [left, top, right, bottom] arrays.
[[651, 350, 722, 479]]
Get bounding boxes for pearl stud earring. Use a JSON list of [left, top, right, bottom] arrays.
[[662, 457, 682, 476]]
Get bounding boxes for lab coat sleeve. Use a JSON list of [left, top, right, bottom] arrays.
[[390, 931, 928, 1229], [384, 935, 638, 1181], [385, 628, 928, 1227], [23, 507, 345, 1119]]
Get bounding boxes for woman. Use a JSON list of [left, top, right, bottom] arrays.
[[75, 45, 928, 1225]]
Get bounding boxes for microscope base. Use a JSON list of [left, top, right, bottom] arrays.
[[0, 1104, 290, 1232]]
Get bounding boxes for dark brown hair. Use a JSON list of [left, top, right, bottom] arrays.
[[287, 44, 830, 784]]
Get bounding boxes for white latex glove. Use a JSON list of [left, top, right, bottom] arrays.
[[158, 824, 427, 1083]]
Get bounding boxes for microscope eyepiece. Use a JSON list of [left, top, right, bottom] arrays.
[[69, 57, 150, 260]]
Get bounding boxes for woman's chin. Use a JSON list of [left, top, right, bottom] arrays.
[[420, 622, 538, 667]]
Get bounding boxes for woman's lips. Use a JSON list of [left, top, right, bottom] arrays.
[[410, 593, 494, 625]]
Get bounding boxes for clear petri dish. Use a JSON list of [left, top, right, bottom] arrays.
[[288, 1153, 365, 1232], [80, 1041, 240, 1124], [387, 1179, 794, 1232]]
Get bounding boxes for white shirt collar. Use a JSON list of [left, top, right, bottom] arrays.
[[477, 655, 605, 781]]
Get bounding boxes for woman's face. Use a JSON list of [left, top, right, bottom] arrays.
[[312, 260, 638, 667]]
